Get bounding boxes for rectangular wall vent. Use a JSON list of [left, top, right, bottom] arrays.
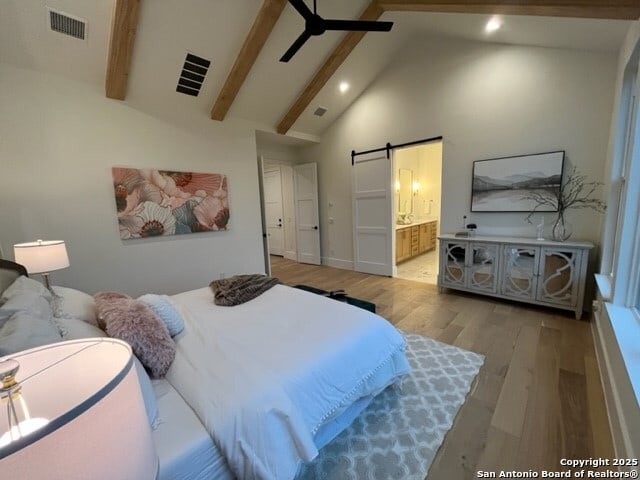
[[47, 8, 86, 40], [314, 106, 328, 117], [176, 53, 211, 97]]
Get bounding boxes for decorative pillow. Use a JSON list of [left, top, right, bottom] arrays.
[[94, 291, 131, 329], [54, 316, 107, 341], [138, 294, 185, 337], [94, 295, 175, 378], [51, 286, 99, 326], [0, 275, 52, 305], [0, 310, 62, 356], [0, 292, 52, 320]]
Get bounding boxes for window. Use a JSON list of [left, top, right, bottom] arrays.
[[602, 47, 640, 315]]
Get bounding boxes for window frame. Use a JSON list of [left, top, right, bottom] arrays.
[[601, 44, 640, 319], [610, 57, 640, 314]]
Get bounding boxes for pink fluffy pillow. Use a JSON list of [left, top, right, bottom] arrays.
[[94, 291, 131, 329], [94, 292, 175, 378]]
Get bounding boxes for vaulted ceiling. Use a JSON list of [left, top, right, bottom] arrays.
[[1, 1, 637, 140]]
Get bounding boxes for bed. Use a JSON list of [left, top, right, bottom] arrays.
[[0, 261, 410, 480]]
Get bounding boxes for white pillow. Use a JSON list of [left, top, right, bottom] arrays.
[[0, 293, 52, 319], [52, 286, 98, 326], [138, 294, 184, 337], [0, 276, 52, 305], [54, 316, 106, 341], [0, 310, 62, 357]]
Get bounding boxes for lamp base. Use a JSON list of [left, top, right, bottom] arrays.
[[41, 272, 52, 291]]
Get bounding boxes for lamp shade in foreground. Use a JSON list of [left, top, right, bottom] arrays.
[[0, 338, 158, 480]]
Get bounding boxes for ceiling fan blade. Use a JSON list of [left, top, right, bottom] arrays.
[[288, 0, 313, 20], [323, 19, 393, 32], [279, 30, 312, 62]]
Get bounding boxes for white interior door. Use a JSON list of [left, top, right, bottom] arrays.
[[352, 151, 393, 276], [294, 162, 321, 265], [264, 168, 285, 256]]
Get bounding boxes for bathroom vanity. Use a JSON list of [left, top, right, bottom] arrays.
[[396, 220, 438, 264]]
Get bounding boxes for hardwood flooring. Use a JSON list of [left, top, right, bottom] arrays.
[[270, 256, 614, 479]]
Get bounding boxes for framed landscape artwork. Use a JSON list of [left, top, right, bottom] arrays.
[[471, 151, 564, 212], [112, 167, 229, 239]]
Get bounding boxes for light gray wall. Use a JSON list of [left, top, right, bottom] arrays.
[[0, 63, 265, 296], [256, 143, 302, 165], [301, 36, 618, 266]]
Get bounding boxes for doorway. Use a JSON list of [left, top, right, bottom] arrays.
[[258, 157, 321, 274], [264, 168, 285, 256], [393, 140, 443, 284]]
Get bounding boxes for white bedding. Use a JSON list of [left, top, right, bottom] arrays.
[[152, 379, 232, 480], [167, 285, 410, 480]]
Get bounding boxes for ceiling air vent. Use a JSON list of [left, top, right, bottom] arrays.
[[176, 53, 211, 97], [314, 106, 328, 117], [47, 8, 86, 40]]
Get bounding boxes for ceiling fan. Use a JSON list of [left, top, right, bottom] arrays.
[[280, 0, 394, 62]]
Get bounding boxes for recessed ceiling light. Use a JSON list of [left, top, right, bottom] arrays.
[[485, 17, 502, 33], [339, 82, 350, 93]]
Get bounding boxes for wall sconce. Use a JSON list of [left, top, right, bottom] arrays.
[[412, 181, 420, 195], [395, 180, 401, 193]]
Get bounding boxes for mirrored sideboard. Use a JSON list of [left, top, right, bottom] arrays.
[[437, 234, 594, 319]]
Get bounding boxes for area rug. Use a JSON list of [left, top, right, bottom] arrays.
[[297, 332, 485, 480]]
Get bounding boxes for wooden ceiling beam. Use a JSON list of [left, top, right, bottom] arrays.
[[276, 1, 384, 135], [211, 0, 289, 121], [105, 0, 141, 100], [377, 1, 640, 20]]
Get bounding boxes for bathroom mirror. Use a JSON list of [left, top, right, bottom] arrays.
[[398, 168, 413, 214]]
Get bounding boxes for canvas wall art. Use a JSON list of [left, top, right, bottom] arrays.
[[471, 151, 564, 212], [112, 167, 229, 239]]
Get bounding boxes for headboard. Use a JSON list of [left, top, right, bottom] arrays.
[[0, 259, 28, 295]]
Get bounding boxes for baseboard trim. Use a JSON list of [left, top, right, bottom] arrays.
[[321, 257, 353, 270], [284, 251, 296, 261]]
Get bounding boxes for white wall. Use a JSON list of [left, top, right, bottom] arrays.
[[0, 63, 265, 296], [301, 36, 617, 265], [417, 142, 442, 224]]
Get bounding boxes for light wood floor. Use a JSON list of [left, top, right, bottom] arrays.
[[270, 256, 614, 479]]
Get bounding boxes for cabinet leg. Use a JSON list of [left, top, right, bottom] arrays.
[[575, 309, 583, 320]]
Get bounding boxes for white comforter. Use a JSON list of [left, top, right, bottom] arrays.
[[167, 285, 409, 480]]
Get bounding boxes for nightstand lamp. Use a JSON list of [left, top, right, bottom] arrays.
[[13, 240, 69, 291], [0, 339, 158, 479]]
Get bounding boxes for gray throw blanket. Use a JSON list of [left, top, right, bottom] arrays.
[[210, 274, 281, 306]]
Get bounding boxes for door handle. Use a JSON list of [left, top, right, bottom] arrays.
[[278, 223, 282, 228], [313, 226, 318, 230]]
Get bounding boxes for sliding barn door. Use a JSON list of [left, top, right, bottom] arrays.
[[352, 151, 393, 276]]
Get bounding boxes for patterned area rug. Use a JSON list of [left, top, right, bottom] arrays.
[[297, 332, 485, 480]]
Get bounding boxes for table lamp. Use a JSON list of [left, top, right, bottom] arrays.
[[13, 240, 69, 290], [0, 339, 158, 479]]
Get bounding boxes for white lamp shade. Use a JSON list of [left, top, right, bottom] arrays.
[[13, 240, 69, 274], [0, 339, 158, 480]]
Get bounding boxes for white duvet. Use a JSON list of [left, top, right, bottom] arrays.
[[167, 285, 410, 480]]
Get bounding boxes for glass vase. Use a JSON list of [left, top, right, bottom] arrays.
[[551, 213, 572, 241]]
